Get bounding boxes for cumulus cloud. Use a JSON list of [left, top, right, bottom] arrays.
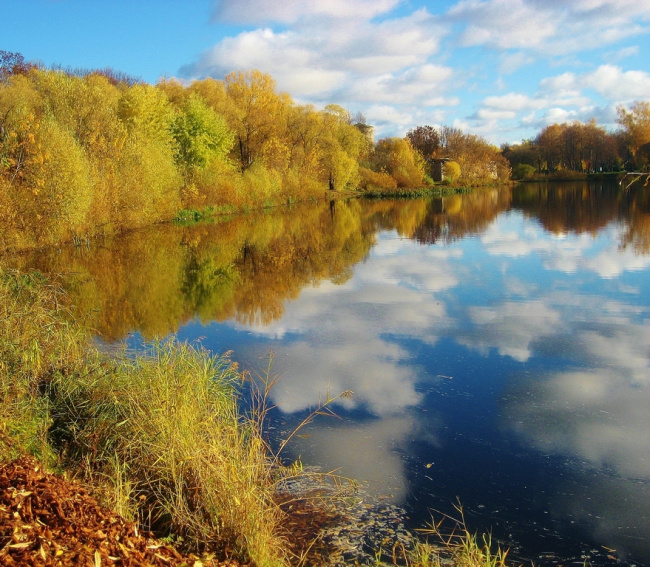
[[474, 62, 648, 132], [539, 65, 650, 102], [186, 4, 448, 105], [447, 0, 650, 55], [449, 0, 558, 49], [180, 0, 650, 174], [213, 0, 403, 24]]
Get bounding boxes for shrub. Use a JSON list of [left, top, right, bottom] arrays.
[[444, 160, 461, 183], [511, 163, 536, 180]]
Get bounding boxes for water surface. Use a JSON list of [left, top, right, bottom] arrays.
[[10, 182, 650, 565]]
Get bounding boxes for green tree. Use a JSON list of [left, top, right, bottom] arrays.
[[171, 95, 234, 171]]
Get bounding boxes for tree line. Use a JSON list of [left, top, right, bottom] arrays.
[[501, 103, 650, 179], [0, 51, 514, 250], [2, 51, 648, 249]]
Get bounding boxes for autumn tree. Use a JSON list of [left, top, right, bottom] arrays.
[[372, 137, 427, 188], [618, 101, 650, 169], [406, 125, 440, 158], [0, 51, 35, 82], [118, 83, 174, 142], [501, 140, 541, 172], [225, 70, 290, 169], [319, 104, 370, 191], [117, 83, 181, 225], [530, 121, 621, 173], [438, 126, 509, 182]]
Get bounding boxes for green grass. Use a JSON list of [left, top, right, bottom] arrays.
[[362, 186, 473, 199]]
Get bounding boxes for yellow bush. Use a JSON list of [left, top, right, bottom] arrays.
[[444, 160, 461, 182], [358, 166, 398, 191]]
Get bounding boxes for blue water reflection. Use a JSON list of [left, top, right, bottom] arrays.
[[177, 193, 650, 565]]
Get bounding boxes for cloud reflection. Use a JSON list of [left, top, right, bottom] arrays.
[[240, 234, 457, 416], [502, 319, 650, 480], [285, 415, 422, 503]]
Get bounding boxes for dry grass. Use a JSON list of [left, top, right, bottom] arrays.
[[48, 343, 291, 566], [0, 269, 86, 464], [0, 268, 289, 566]]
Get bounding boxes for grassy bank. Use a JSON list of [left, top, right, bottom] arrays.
[[362, 185, 475, 199], [0, 268, 288, 565]]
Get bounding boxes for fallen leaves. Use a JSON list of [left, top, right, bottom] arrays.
[[0, 456, 241, 566]]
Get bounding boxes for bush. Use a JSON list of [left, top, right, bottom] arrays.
[[358, 166, 398, 192], [444, 160, 461, 182], [511, 163, 536, 180]]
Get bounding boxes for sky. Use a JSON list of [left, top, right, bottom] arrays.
[[4, 0, 650, 145]]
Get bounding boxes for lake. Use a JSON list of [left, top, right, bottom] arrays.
[[9, 181, 650, 566]]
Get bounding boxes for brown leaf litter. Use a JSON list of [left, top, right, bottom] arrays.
[[0, 456, 242, 567]]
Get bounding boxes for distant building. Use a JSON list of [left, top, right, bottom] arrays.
[[428, 158, 449, 182]]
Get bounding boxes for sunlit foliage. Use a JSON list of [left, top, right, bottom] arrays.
[[618, 101, 650, 170], [372, 137, 427, 188], [1, 53, 531, 251], [444, 160, 461, 182], [438, 126, 510, 183], [503, 120, 625, 175]]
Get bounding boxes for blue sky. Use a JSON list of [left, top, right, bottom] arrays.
[[4, 0, 650, 144]]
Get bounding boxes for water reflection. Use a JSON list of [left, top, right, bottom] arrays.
[[5, 182, 650, 565]]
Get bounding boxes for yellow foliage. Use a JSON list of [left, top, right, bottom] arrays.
[[116, 135, 182, 227], [118, 83, 174, 143], [444, 160, 461, 182], [618, 101, 650, 162], [31, 117, 93, 239], [358, 166, 398, 191], [373, 138, 427, 188]]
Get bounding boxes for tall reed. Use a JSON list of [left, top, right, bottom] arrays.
[[0, 268, 289, 565]]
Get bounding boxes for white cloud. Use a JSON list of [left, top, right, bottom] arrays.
[[447, 0, 650, 55], [604, 45, 640, 63], [181, 0, 650, 148], [482, 92, 544, 111], [449, 0, 557, 49], [539, 65, 650, 103], [498, 51, 536, 74], [213, 0, 403, 24]]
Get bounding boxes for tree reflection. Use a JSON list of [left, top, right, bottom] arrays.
[[619, 184, 650, 254], [512, 181, 650, 253], [6, 183, 648, 340]]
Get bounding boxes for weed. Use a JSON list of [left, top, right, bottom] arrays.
[[410, 503, 511, 567]]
